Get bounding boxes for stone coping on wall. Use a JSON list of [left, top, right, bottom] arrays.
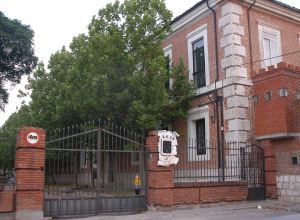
[[174, 181, 248, 188]]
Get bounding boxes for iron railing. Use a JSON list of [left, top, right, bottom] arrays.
[[0, 137, 15, 190], [174, 138, 264, 187]]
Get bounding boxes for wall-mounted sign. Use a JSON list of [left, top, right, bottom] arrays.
[[27, 132, 39, 145], [157, 130, 179, 167]]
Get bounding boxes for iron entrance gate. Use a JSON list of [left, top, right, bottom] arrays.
[[44, 125, 147, 218], [241, 144, 265, 201]]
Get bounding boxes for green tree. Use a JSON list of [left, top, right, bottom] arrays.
[[0, 12, 38, 110], [5, 0, 195, 132]]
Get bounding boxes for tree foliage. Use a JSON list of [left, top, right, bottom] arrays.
[[0, 12, 38, 110], [2, 0, 195, 133]]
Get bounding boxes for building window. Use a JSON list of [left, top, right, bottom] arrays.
[[258, 25, 282, 67], [196, 119, 206, 155], [192, 38, 206, 88], [292, 156, 298, 165], [165, 55, 171, 89], [187, 24, 209, 94], [265, 91, 272, 101], [187, 106, 210, 161], [297, 91, 300, 100], [279, 88, 288, 97], [163, 45, 173, 89], [253, 95, 259, 104]]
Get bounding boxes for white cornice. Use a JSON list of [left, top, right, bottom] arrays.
[[170, 0, 222, 32], [170, 0, 300, 34], [245, 0, 300, 23]]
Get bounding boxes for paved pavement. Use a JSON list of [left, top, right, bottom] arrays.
[[64, 200, 300, 220]]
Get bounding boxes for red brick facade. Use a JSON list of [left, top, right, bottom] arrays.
[[253, 64, 300, 201], [163, 0, 300, 202]]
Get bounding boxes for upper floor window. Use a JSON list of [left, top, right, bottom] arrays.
[[187, 24, 209, 93], [192, 38, 206, 88], [258, 25, 282, 67], [163, 45, 173, 89], [279, 88, 288, 97]]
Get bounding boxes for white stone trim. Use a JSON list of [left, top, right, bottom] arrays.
[[185, 24, 208, 40], [256, 132, 300, 140], [163, 44, 173, 89], [225, 131, 249, 142], [220, 34, 242, 48], [186, 25, 210, 95], [226, 67, 247, 78], [221, 55, 243, 69], [170, 0, 222, 32], [228, 119, 250, 131], [223, 24, 245, 36], [223, 85, 246, 98], [224, 108, 247, 120], [258, 24, 282, 67], [218, 14, 240, 28], [224, 45, 246, 58], [194, 78, 253, 96], [187, 105, 210, 161], [227, 96, 249, 108], [221, 2, 243, 16]]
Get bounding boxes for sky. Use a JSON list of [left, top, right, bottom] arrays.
[[0, 0, 299, 126]]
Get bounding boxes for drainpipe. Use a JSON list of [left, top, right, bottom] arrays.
[[247, 0, 257, 75], [206, 0, 223, 176]]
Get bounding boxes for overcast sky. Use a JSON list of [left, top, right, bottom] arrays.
[[0, 0, 299, 126]]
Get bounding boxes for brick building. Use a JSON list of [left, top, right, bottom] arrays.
[[162, 0, 300, 201]]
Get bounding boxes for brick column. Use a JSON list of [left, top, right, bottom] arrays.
[[147, 131, 174, 206], [15, 127, 45, 220]]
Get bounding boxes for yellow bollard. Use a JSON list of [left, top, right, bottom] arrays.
[[134, 174, 141, 195]]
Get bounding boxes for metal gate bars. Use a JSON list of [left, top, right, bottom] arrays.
[[44, 125, 147, 218], [241, 144, 265, 201]]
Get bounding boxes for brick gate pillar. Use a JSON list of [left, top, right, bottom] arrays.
[[15, 127, 46, 220], [146, 131, 174, 206]]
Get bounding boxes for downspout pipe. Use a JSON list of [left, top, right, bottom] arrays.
[[247, 0, 257, 75], [206, 0, 222, 172]]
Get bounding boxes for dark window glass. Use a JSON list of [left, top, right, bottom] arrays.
[[196, 119, 206, 155], [163, 141, 172, 154], [292, 156, 298, 165], [165, 55, 171, 89], [192, 38, 206, 88]]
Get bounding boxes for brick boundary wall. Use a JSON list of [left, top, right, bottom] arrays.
[[15, 127, 46, 220], [0, 191, 15, 213], [147, 131, 248, 206]]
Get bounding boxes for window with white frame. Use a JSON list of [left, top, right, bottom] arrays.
[[186, 24, 209, 93], [187, 106, 210, 161], [258, 25, 282, 67], [163, 44, 173, 89]]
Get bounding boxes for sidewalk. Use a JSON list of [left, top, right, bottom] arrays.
[[64, 200, 300, 220]]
